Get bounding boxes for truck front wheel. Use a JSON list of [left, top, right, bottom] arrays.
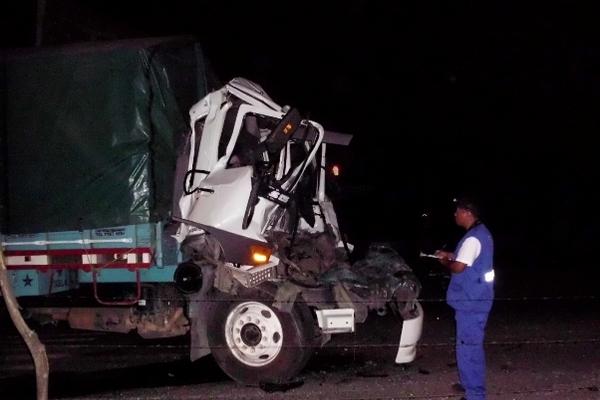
[[206, 289, 315, 385]]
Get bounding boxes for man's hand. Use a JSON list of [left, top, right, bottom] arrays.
[[434, 250, 466, 273], [434, 250, 455, 262]]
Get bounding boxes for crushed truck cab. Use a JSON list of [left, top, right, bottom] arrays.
[[0, 39, 422, 386], [171, 78, 423, 383]]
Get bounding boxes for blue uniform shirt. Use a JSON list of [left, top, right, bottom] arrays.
[[447, 223, 495, 313]]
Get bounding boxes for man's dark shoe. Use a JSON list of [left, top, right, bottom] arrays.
[[452, 383, 466, 393]]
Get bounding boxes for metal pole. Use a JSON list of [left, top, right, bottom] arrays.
[[0, 247, 49, 400]]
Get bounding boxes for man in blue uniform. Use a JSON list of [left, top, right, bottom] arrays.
[[435, 197, 495, 400]]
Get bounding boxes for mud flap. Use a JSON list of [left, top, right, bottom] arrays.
[[188, 264, 216, 361]]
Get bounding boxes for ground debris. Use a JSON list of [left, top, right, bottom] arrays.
[[259, 378, 304, 393], [356, 361, 389, 378]]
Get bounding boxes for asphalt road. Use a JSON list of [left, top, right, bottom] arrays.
[[1, 296, 599, 400]]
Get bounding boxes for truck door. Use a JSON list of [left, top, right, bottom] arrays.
[[182, 104, 323, 245]]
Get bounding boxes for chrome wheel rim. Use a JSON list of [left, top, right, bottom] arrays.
[[224, 301, 283, 367]]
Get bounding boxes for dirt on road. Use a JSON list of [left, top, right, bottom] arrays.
[[1, 297, 599, 400]]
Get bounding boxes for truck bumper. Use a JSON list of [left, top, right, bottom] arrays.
[[395, 301, 424, 364]]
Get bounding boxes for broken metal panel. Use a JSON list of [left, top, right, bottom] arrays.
[[332, 282, 369, 323], [176, 80, 326, 251], [272, 280, 303, 313], [318, 243, 421, 315], [268, 228, 341, 287], [274, 241, 420, 321], [174, 217, 269, 266], [172, 77, 423, 360]]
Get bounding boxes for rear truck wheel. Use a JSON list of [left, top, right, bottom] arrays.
[[206, 288, 315, 385]]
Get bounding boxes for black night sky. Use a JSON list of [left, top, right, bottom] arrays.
[[3, 1, 600, 293]]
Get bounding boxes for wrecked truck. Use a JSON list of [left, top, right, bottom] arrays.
[[0, 38, 423, 384]]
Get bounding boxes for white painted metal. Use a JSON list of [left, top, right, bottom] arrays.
[[186, 166, 258, 238], [222, 104, 284, 159], [315, 308, 355, 333], [177, 89, 232, 241], [5, 255, 50, 265], [181, 100, 325, 244], [395, 302, 424, 364], [226, 78, 282, 112], [1, 238, 133, 246], [279, 122, 324, 193], [176, 77, 344, 261], [318, 143, 327, 202]]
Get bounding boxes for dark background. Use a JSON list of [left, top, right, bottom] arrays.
[[2, 1, 599, 294]]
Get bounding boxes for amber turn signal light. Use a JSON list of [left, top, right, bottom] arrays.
[[250, 245, 271, 265]]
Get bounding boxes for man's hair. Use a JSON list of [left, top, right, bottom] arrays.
[[454, 196, 482, 219]]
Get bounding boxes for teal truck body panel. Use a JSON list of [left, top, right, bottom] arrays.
[[0, 38, 213, 297], [1, 222, 179, 296]]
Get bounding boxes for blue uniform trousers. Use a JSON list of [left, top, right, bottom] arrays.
[[455, 310, 489, 400]]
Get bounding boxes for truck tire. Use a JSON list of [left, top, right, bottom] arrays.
[[206, 288, 315, 385]]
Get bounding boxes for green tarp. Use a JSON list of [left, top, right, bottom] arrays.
[[1, 37, 213, 234]]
